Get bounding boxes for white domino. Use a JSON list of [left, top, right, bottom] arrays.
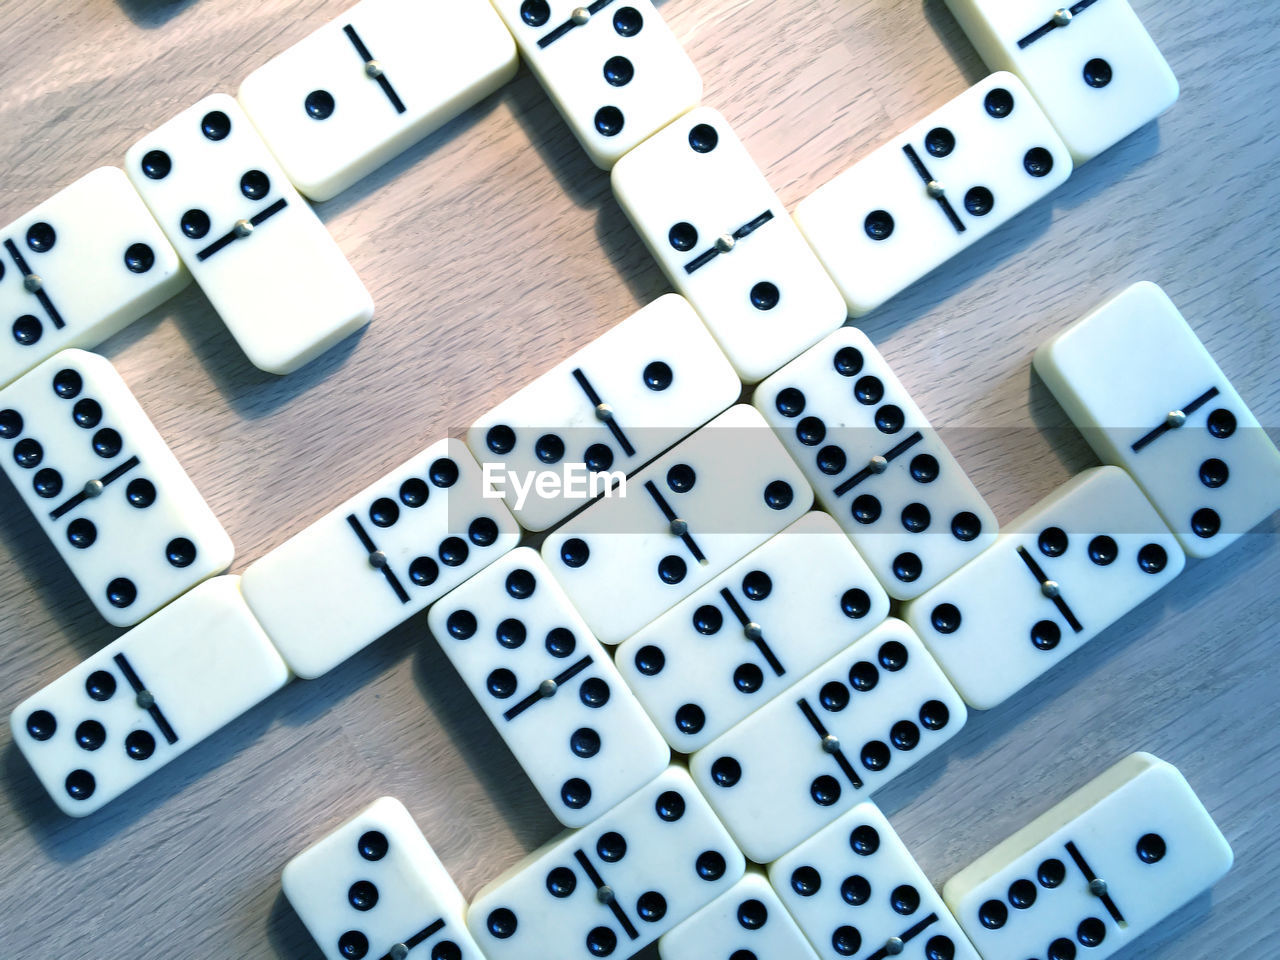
[[904, 465, 1186, 709], [239, 0, 517, 201], [689, 618, 967, 864], [770, 800, 981, 960], [611, 107, 847, 383], [541, 404, 813, 645], [943, 0, 1178, 162], [283, 796, 485, 960], [428, 547, 669, 827], [1033, 281, 1280, 559], [10, 576, 289, 817], [240, 439, 519, 679], [944, 753, 1232, 960], [754, 327, 998, 600], [0, 167, 188, 388], [0, 349, 233, 626], [467, 294, 739, 532], [488, 0, 702, 169], [658, 871, 820, 960], [467, 765, 745, 960], [125, 93, 373, 375], [794, 72, 1072, 316], [616, 511, 891, 753]]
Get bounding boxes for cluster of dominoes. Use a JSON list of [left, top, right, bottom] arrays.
[[280, 752, 1235, 960], [2, 0, 1276, 958], [2, 0, 1181, 386]]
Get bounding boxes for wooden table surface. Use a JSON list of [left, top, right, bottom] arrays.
[[1, 0, 1276, 956]]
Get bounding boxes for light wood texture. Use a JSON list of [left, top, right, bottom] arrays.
[[1, 0, 1276, 957]]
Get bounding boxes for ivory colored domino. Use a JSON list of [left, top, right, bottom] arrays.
[[239, 0, 517, 201], [10, 576, 288, 817], [944, 752, 1232, 960], [283, 796, 485, 960], [1034, 281, 1280, 559], [943, 0, 1178, 162], [125, 94, 373, 375], [0, 166, 188, 388], [794, 72, 1071, 316], [0, 349, 233, 625]]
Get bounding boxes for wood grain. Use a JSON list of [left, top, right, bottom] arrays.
[[0, 0, 1276, 957]]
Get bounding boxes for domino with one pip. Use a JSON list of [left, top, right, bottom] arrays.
[[690, 618, 966, 864], [612, 107, 847, 382], [904, 466, 1185, 709], [239, 0, 517, 200], [616, 511, 891, 753], [944, 753, 1232, 960], [467, 294, 739, 532], [942, 0, 1178, 162], [541, 404, 813, 645]]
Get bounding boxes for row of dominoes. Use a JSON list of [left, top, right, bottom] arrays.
[[0, 0, 1268, 957], [0, 0, 1196, 668], [3, 281, 1264, 960], [4, 0, 1179, 392], [278, 751, 1233, 960], [8, 278, 1273, 865]]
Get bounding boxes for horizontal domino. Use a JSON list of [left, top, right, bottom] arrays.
[[943, 0, 1178, 162], [239, 0, 517, 201], [943, 753, 1232, 960], [794, 72, 1072, 316], [283, 796, 484, 960], [1033, 281, 1280, 559], [689, 618, 967, 863], [754, 326, 999, 600], [241, 438, 519, 679], [658, 871, 821, 960], [125, 94, 373, 375], [467, 294, 740, 531], [467, 765, 745, 960], [770, 800, 981, 960], [427, 547, 670, 827], [10, 576, 289, 817], [0, 349, 233, 625], [541, 404, 813, 645], [903, 465, 1186, 709], [0, 166, 188, 388], [615, 510, 892, 753]]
